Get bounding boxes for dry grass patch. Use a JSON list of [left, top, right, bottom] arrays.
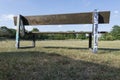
[[0, 40, 120, 80]]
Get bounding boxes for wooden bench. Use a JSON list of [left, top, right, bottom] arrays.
[[14, 9, 110, 53]]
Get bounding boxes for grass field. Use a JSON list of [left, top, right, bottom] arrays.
[[0, 40, 120, 80]]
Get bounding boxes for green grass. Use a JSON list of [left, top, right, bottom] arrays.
[[0, 40, 120, 80]]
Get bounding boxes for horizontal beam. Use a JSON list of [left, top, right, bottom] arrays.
[[14, 11, 110, 26], [27, 31, 107, 34]]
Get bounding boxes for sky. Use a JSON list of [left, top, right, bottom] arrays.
[[0, 0, 120, 32]]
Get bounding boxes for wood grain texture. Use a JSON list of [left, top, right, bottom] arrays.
[[14, 11, 110, 26]]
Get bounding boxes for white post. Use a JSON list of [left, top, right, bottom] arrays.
[[16, 15, 21, 48], [93, 9, 99, 53]]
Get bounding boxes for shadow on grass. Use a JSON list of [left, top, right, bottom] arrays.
[[99, 48, 120, 51], [0, 51, 120, 80], [44, 46, 89, 50], [44, 46, 120, 51], [19, 46, 35, 49]]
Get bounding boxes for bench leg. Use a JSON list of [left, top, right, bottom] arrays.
[[89, 33, 92, 49], [32, 34, 36, 47]]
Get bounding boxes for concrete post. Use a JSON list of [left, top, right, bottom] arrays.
[[15, 15, 21, 49], [92, 9, 99, 53]]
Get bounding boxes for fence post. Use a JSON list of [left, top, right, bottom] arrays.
[[15, 15, 21, 49], [92, 9, 99, 53]]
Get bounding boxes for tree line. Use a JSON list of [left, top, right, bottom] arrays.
[[0, 26, 87, 40], [0, 25, 120, 40], [100, 25, 120, 40]]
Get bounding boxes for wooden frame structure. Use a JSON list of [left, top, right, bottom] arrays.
[[14, 10, 110, 53]]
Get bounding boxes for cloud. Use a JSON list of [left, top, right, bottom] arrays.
[[25, 26, 33, 31], [0, 14, 15, 21], [85, 1, 91, 7], [113, 10, 119, 17], [114, 10, 119, 14], [82, 0, 91, 7], [58, 25, 62, 28]]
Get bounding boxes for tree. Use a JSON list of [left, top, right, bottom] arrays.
[[0, 26, 12, 37], [100, 25, 120, 40], [9, 28, 16, 38], [76, 33, 86, 40], [111, 25, 120, 40], [100, 33, 115, 40], [31, 28, 39, 32], [30, 28, 39, 39], [65, 31, 76, 39]]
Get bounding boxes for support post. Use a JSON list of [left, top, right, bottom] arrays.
[[15, 15, 21, 48], [20, 18, 25, 37], [92, 9, 99, 53], [89, 33, 92, 49], [32, 34, 36, 47]]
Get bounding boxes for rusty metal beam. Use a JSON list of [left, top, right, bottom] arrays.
[[14, 11, 110, 26]]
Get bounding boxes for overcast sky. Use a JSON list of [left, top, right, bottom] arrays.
[[0, 0, 120, 32]]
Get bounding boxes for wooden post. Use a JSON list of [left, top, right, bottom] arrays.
[[92, 9, 99, 53], [89, 33, 92, 49], [15, 15, 21, 48]]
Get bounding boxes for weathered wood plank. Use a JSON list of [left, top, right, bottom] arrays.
[[14, 11, 110, 26]]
